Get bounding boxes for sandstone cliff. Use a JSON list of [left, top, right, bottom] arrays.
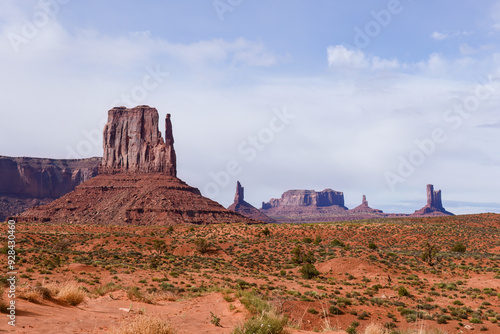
[[0, 156, 100, 221], [227, 181, 276, 224]]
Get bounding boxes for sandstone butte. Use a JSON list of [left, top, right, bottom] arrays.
[[227, 181, 276, 224], [259, 185, 452, 223], [18, 106, 258, 225], [411, 184, 454, 216]]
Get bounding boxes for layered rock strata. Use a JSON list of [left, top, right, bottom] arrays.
[[0, 156, 100, 221], [19, 106, 256, 225]]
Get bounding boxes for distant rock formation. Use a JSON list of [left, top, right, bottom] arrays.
[[227, 182, 276, 224], [0, 156, 100, 221], [101, 106, 176, 175], [262, 189, 347, 209], [349, 195, 383, 214], [260, 189, 349, 223], [412, 184, 453, 216], [18, 106, 257, 225]]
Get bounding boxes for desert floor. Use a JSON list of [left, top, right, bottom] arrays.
[[1, 213, 499, 333]]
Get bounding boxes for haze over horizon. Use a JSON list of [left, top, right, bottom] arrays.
[[1, 0, 500, 215]]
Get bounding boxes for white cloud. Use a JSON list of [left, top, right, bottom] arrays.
[[431, 31, 451, 41], [327, 45, 368, 69], [327, 45, 399, 71], [431, 31, 473, 41]]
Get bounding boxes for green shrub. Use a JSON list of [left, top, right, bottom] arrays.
[[451, 242, 467, 253], [299, 263, 320, 279], [232, 311, 288, 334], [398, 286, 410, 297], [194, 238, 211, 254]]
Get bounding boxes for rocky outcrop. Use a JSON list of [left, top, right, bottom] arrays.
[[228, 182, 276, 224], [349, 195, 383, 214], [262, 189, 347, 209], [260, 189, 349, 223], [412, 184, 453, 216], [100, 106, 176, 175], [19, 106, 257, 225], [0, 156, 100, 221]]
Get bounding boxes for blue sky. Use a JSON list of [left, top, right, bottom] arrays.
[[1, 0, 500, 214]]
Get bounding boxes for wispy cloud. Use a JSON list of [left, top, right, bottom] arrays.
[[431, 31, 472, 41], [327, 45, 399, 70]]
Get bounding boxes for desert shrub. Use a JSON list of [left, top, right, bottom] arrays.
[[398, 286, 410, 297], [210, 312, 221, 327], [330, 239, 345, 247], [194, 238, 210, 254], [113, 316, 176, 334], [357, 311, 370, 320], [233, 291, 288, 334], [57, 284, 86, 306], [152, 240, 168, 255], [303, 237, 313, 244], [421, 242, 440, 266], [451, 242, 467, 253], [291, 245, 315, 264], [262, 227, 271, 236], [329, 305, 344, 315], [307, 307, 319, 314], [232, 310, 288, 334], [368, 242, 377, 250], [299, 263, 320, 279], [237, 290, 271, 314]]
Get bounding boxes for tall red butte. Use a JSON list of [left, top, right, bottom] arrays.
[[19, 106, 258, 225]]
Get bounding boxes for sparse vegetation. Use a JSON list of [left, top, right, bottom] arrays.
[[113, 316, 176, 334], [2, 214, 500, 332]]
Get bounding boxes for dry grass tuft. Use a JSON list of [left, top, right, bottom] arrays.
[[364, 323, 387, 334], [56, 283, 86, 306], [19, 285, 54, 303], [113, 316, 176, 334]]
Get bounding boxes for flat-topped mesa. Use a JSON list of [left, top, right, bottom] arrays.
[[100, 106, 176, 176], [261, 189, 347, 209]]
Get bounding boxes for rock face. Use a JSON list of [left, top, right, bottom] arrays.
[[227, 182, 276, 224], [19, 106, 256, 225], [101, 106, 176, 175], [262, 189, 347, 209], [349, 195, 383, 214], [0, 156, 100, 221], [260, 189, 349, 223], [412, 184, 453, 216]]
